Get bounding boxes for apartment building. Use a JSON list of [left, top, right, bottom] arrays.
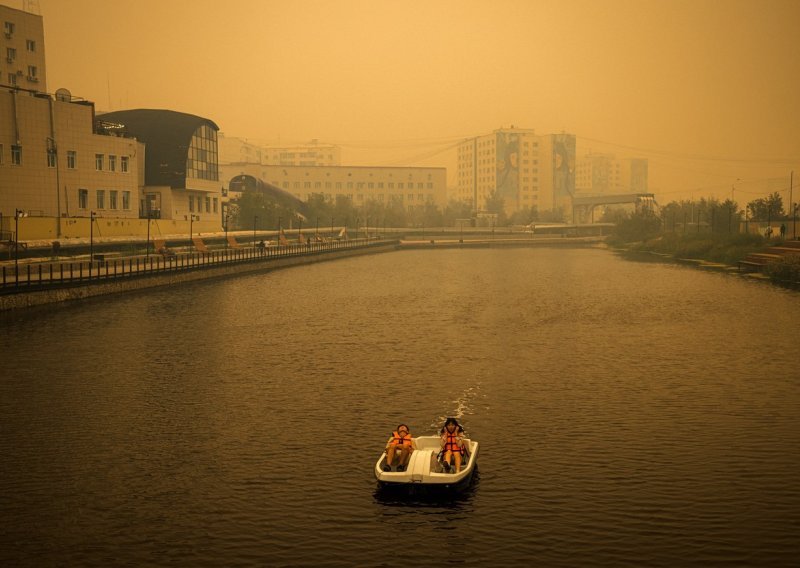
[[0, 87, 144, 230], [575, 154, 649, 194], [219, 134, 341, 167], [1, 3, 45, 92], [455, 127, 576, 215], [223, 163, 447, 211]]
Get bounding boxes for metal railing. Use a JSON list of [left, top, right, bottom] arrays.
[[1, 238, 396, 293]]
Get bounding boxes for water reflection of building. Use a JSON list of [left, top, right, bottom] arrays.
[[454, 127, 576, 215]]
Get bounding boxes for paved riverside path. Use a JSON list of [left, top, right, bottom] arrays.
[[0, 238, 394, 295]]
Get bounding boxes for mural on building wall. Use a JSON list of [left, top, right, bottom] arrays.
[[552, 134, 576, 198], [630, 159, 648, 193], [495, 132, 520, 205]]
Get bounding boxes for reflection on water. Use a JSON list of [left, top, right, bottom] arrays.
[[1, 248, 799, 566]]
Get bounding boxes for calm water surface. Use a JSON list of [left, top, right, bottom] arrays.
[[2, 247, 799, 566]]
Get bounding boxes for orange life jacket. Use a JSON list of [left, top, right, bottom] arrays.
[[443, 431, 465, 454], [390, 431, 413, 447]]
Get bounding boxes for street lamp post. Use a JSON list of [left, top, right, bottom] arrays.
[[146, 209, 151, 260], [331, 217, 334, 240], [316, 217, 319, 239], [224, 211, 229, 249], [253, 215, 258, 249], [278, 216, 282, 245], [89, 210, 96, 278], [189, 214, 194, 251], [14, 209, 23, 283], [356, 217, 360, 241], [460, 220, 464, 243]]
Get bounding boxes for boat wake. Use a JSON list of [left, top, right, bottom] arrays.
[[430, 384, 482, 431]]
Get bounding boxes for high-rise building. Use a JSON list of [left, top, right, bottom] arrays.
[[0, 3, 46, 92], [454, 127, 575, 215], [575, 154, 648, 194]]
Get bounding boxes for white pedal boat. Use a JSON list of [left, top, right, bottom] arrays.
[[374, 435, 479, 487]]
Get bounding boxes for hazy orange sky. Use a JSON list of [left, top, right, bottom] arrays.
[[21, 0, 800, 205]]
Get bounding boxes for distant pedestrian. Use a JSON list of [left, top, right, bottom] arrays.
[[780, 223, 786, 239], [765, 226, 773, 239]]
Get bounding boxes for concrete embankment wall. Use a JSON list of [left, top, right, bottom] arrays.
[[1, 243, 398, 311]]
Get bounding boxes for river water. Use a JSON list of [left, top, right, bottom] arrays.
[[1, 247, 798, 567]]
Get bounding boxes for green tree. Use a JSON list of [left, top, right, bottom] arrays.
[[748, 192, 784, 221]]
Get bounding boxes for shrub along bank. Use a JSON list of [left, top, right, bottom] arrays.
[[606, 213, 800, 284]]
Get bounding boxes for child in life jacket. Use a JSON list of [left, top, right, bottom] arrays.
[[440, 417, 466, 473], [384, 424, 414, 472]]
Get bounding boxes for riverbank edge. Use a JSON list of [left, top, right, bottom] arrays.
[[612, 246, 800, 289], [0, 243, 399, 311]]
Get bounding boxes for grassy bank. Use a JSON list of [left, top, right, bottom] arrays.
[[609, 232, 800, 284]]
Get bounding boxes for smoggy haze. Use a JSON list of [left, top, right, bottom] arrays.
[[28, 0, 800, 203]]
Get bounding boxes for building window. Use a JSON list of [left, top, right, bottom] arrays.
[[6, 47, 16, 61], [398, 183, 404, 189], [186, 123, 218, 181], [120, 156, 129, 172], [388, 183, 394, 189], [408, 194, 414, 201], [212, 198, 218, 213], [96, 190, 105, 209], [196, 196, 203, 212], [67, 150, 76, 169], [282, 182, 289, 189], [27, 65, 37, 81], [304, 182, 311, 189], [205, 197, 211, 213], [78, 189, 88, 209], [294, 182, 301, 189], [46, 149, 56, 168], [188, 196, 194, 212], [95, 154, 104, 170], [335, 182, 342, 189], [109, 190, 118, 210], [26, 39, 35, 52], [11, 145, 21, 165], [122, 191, 130, 210], [427, 183, 433, 189], [4, 21, 14, 35], [7, 73, 16, 86], [347, 182, 353, 189], [108, 155, 116, 172]]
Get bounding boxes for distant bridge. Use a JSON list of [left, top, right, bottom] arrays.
[[572, 193, 656, 223]]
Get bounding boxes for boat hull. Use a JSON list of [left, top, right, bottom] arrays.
[[374, 436, 478, 489]]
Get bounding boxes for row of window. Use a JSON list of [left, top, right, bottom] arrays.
[[289, 192, 435, 204], [6, 46, 37, 60], [94, 153, 130, 172], [276, 180, 435, 191], [0, 145, 131, 171], [77, 189, 132, 211], [188, 195, 220, 214]]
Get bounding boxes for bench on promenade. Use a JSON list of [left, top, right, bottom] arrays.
[[153, 239, 176, 259], [192, 237, 210, 253]]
